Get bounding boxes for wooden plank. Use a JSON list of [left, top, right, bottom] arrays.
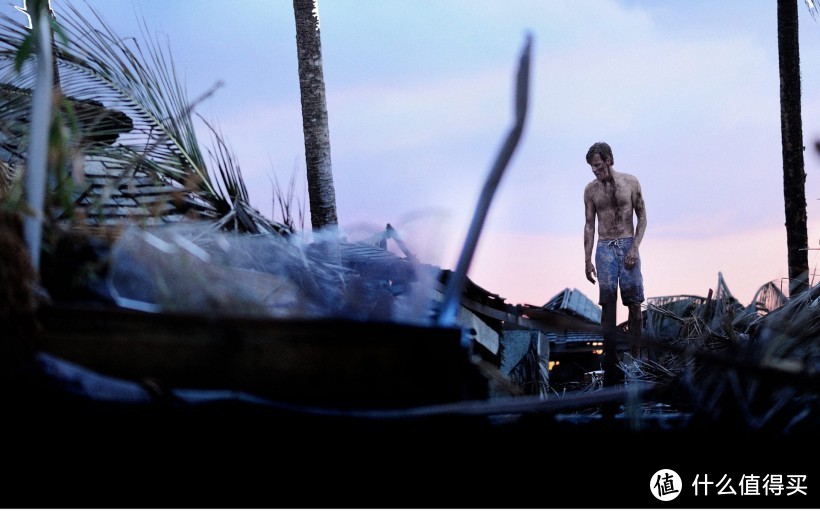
[[35, 304, 483, 408]]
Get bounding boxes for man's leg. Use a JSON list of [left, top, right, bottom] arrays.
[[601, 301, 621, 387], [627, 302, 643, 359], [595, 241, 621, 388], [599, 301, 621, 419], [620, 238, 645, 361]]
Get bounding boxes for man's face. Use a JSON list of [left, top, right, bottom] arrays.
[[589, 153, 610, 181]]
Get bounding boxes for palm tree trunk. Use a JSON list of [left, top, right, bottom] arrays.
[[293, 0, 338, 231], [778, 0, 809, 296]]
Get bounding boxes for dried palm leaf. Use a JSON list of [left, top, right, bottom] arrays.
[[0, 3, 282, 234]]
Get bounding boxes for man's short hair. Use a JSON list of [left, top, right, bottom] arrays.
[[586, 142, 614, 165]]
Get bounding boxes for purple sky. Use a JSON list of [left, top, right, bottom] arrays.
[[36, 1, 820, 319]]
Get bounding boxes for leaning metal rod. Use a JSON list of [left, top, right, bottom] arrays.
[[23, 1, 53, 272], [436, 33, 532, 326]]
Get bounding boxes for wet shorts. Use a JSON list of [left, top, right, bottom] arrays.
[[595, 237, 645, 306]]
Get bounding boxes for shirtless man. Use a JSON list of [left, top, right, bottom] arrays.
[[583, 142, 647, 386]]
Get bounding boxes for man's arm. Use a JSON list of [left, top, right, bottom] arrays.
[[584, 186, 597, 284], [626, 178, 646, 269]]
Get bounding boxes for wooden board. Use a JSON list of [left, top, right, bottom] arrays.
[[35, 304, 486, 409]]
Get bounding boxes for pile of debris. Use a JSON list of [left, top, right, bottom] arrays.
[[620, 272, 819, 434]]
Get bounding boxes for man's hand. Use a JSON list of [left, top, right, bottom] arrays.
[[625, 247, 638, 269], [585, 262, 597, 284]]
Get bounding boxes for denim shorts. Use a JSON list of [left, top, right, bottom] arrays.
[[595, 237, 645, 306]]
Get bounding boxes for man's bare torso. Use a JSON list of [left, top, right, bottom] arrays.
[[584, 171, 642, 240]]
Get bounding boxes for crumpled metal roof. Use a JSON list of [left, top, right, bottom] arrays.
[[543, 287, 601, 324]]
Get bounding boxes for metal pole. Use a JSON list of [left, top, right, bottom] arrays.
[[23, 2, 54, 272]]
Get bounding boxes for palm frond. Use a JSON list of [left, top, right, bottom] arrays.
[[807, 0, 818, 20], [270, 168, 306, 233], [199, 114, 249, 207], [0, 2, 266, 229]]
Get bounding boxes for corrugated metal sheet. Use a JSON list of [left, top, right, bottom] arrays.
[[543, 287, 601, 324], [67, 158, 216, 226]]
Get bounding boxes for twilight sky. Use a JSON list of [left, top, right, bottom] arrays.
[[34, 1, 820, 321]]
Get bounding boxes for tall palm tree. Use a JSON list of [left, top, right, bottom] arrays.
[[293, 0, 338, 231], [778, 0, 809, 296]]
